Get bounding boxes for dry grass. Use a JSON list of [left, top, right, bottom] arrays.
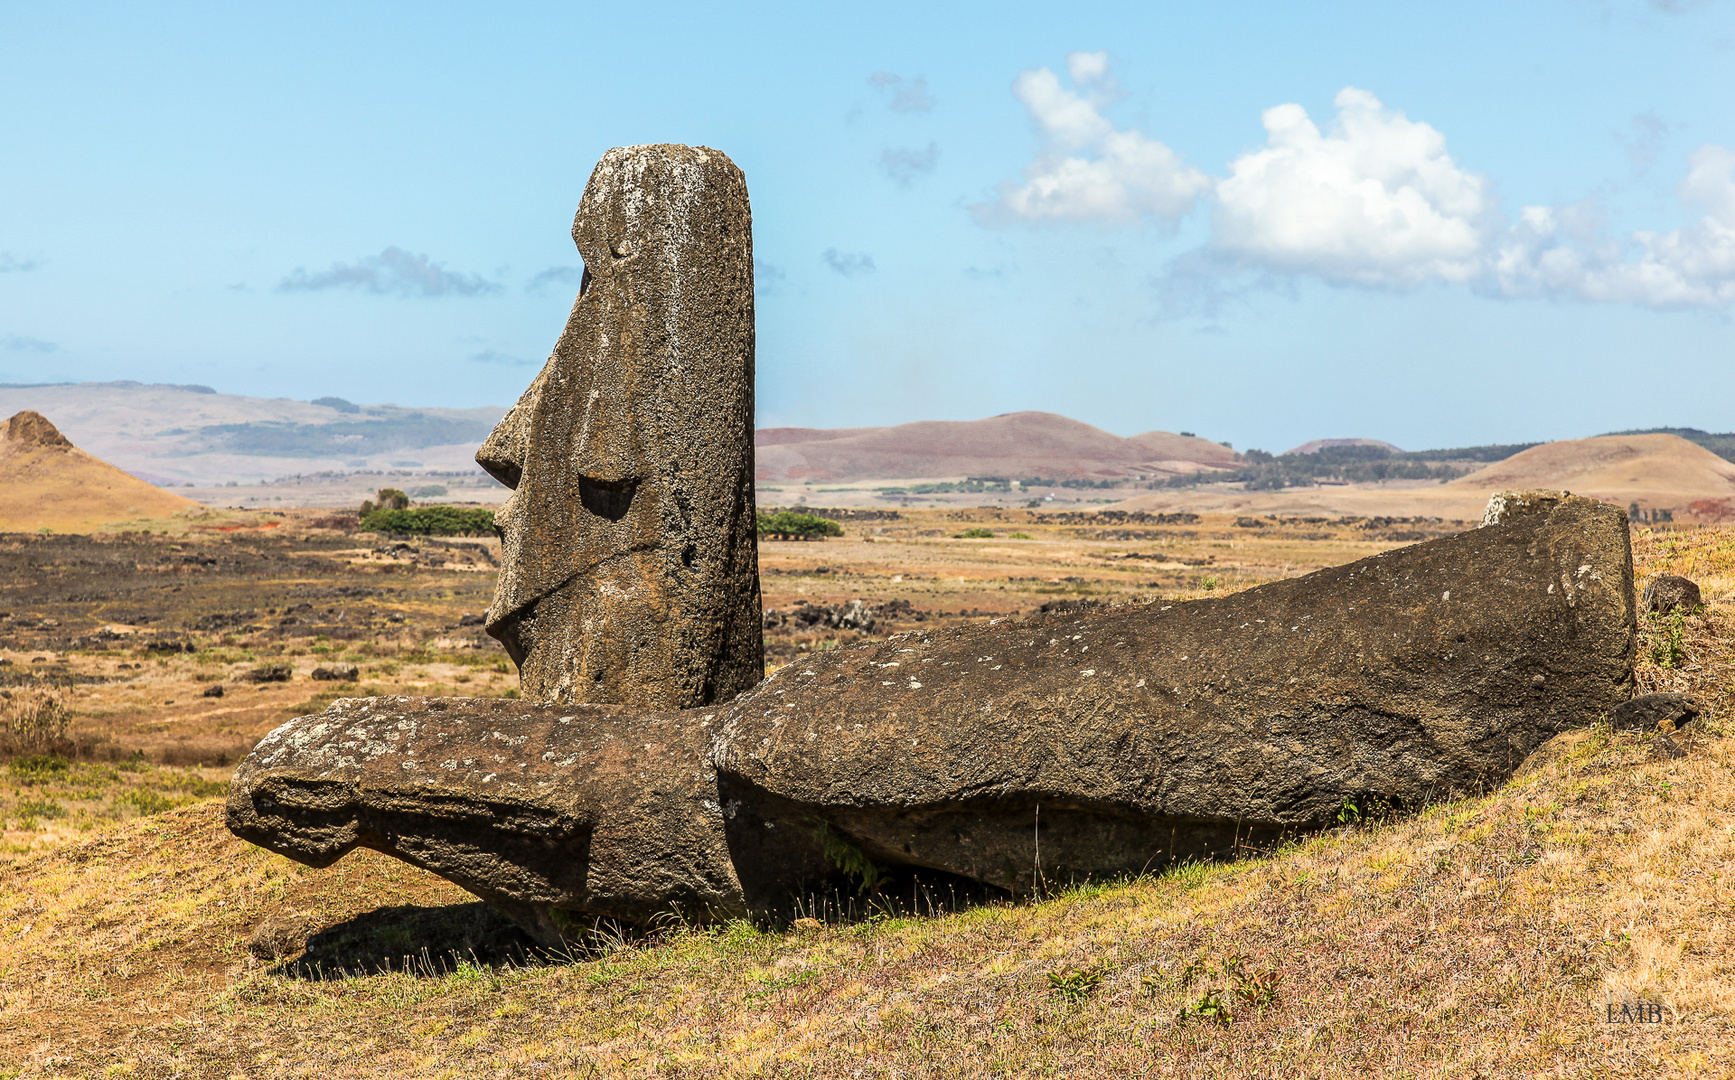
[[1, 525, 1732, 1077]]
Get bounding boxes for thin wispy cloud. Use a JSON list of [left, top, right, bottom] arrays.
[[526, 265, 584, 294], [1, 334, 59, 353], [880, 143, 940, 186], [868, 72, 935, 115], [1618, 111, 1672, 175], [468, 349, 532, 366], [277, 247, 501, 297], [0, 253, 42, 273], [756, 255, 791, 286], [822, 249, 876, 276]]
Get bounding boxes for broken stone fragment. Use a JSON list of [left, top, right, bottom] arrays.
[[230, 494, 1635, 942], [475, 144, 762, 711]]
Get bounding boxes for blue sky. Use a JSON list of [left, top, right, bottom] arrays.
[[1, 0, 1731, 453]]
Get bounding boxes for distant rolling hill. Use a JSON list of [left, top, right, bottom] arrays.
[[1117, 433, 1735, 522], [1443, 433, 1735, 518], [0, 410, 199, 531], [755, 411, 1241, 483], [0, 382, 507, 486]]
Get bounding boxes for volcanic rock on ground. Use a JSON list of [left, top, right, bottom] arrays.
[[1608, 693, 1700, 732], [1641, 574, 1703, 614], [230, 492, 1635, 940]]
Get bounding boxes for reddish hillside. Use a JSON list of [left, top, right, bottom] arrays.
[[754, 412, 1240, 482]]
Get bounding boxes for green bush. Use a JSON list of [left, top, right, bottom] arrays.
[[756, 512, 843, 540], [359, 506, 496, 537], [955, 527, 995, 539]]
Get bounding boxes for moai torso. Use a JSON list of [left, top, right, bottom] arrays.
[[476, 144, 763, 709]]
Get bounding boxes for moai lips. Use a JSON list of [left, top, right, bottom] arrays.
[[477, 145, 763, 710]]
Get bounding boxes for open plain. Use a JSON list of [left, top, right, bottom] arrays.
[[1, 509, 1731, 1076]]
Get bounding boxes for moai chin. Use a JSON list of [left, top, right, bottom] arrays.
[[476, 144, 763, 709]]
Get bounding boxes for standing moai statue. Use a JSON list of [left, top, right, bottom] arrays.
[[476, 144, 763, 709]]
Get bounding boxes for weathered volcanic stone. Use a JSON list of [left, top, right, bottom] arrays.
[[5, 410, 73, 450], [1641, 574, 1702, 614], [229, 493, 1635, 939], [475, 144, 761, 710], [1608, 693, 1700, 732]]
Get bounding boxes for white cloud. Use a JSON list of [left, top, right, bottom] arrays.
[[1681, 143, 1735, 223], [1065, 51, 1110, 86], [977, 54, 1209, 225], [1211, 88, 1492, 288], [1493, 144, 1735, 308], [982, 59, 1735, 311]]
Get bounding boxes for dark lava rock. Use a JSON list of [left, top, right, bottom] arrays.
[[311, 665, 360, 682], [765, 600, 877, 633], [1608, 693, 1700, 732], [203, 684, 225, 698], [244, 664, 292, 683], [230, 492, 1634, 942], [1641, 574, 1702, 614]]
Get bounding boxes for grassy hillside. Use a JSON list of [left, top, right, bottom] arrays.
[[1, 526, 1731, 1076], [1609, 427, 1735, 464]]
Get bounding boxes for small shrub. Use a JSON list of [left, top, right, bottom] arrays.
[[955, 528, 994, 539], [119, 789, 177, 816], [8, 752, 71, 783], [1171, 954, 1283, 1025], [1649, 611, 1687, 669], [16, 798, 66, 820], [360, 506, 496, 537], [362, 488, 410, 514], [0, 690, 70, 756], [1231, 966, 1283, 1009], [1047, 964, 1106, 1002], [811, 820, 884, 894], [1179, 988, 1234, 1026], [1008, 532, 1033, 540], [757, 512, 844, 540]]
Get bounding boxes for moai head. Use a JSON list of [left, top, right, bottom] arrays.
[[476, 144, 763, 709]]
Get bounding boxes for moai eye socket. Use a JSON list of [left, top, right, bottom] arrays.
[[578, 476, 638, 522]]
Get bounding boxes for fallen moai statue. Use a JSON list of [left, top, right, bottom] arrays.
[[230, 489, 1636, 942]]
